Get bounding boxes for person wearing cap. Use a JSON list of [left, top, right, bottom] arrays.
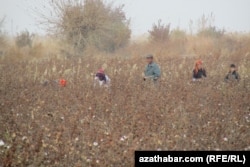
[[192, 60, 207, 81], [224, 64, 240, 82], [94, 68, 111, 87], [144, 54, 161, 82]]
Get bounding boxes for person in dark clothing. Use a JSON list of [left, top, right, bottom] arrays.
[[96, 71, 106, 83], [94, 69, 111, 87], [192, 60, 207, 81], [225, 64, 240, 82]]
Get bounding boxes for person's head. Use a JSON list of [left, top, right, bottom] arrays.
[[146, 54, 154, 64], [230, 64, 236, 72], [97, 68, 105, 74], [195, 60, 203, 69]]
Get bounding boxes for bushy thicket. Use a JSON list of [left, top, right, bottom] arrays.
[[197, 26, 225, 38], [149, 14, 225, 43], [15, 31, 33, 48], [46, 0, 131, 52], [149, 20, 170, 43]]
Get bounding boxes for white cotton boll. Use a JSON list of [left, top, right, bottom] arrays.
[[132, 64, 137, 70], [22, 136, 27, 141], [64, 69, 72, 76], [120, 135, 128, 141], [244, 146, 250, 151], [44, 68, 48, 76], [52, 65, 56, 72], [93, 142, 98, 146], [0, 140, 5, 146]]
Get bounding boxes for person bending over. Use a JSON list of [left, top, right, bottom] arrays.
[[225, 64, 240, 82], [192, 60, 207, 82], [94, 68, 111, 87]]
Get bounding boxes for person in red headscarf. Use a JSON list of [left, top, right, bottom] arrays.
[[94, 68, 111, 87], [192, 60, 207, 81]]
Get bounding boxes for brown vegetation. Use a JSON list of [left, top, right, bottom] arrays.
[[0, 33, 250, 166], [0, 2, 249, 167]]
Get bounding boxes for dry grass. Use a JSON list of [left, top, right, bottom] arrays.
[[0, 34, 250, 166]]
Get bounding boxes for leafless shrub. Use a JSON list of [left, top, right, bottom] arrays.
[[149, 20, 170, 43]]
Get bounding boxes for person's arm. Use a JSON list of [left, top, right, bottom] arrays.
[[144, 66, 147, 76], [153, 65, 161, 80], [224, 73, 229, 82], [192, 70, 196, 79], [203, 69, 207, 77], [143, 66, 147, 80], [236, 72, 240, 81], [105, 75, 111, 84]]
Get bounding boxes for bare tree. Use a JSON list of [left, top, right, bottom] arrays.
[[41, 0, 131, 53]]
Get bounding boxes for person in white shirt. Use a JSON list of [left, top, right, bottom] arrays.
[[94, 68, 111, 87]]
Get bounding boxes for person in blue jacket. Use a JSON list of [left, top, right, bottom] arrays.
[[144, 54, 161, 82]]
